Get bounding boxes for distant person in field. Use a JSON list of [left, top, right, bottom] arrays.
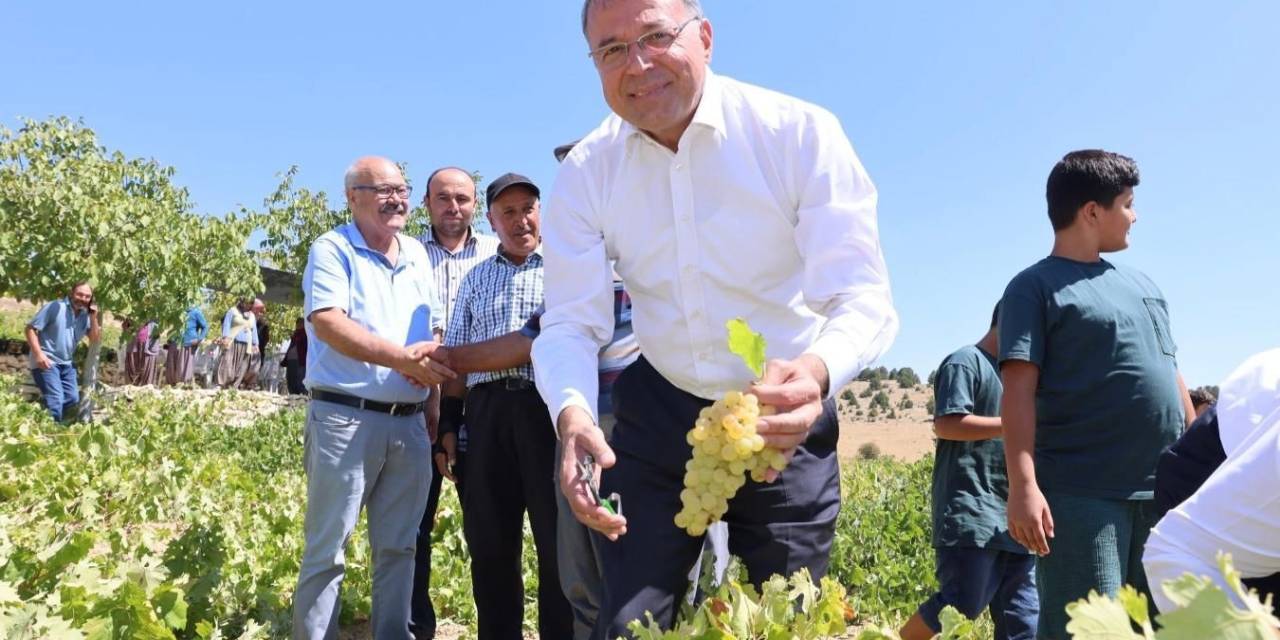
[[241, 298, 270, 389], [165, 306, 208, 385], [999, 150, 1195, 639], [901, 303, 1037, 640], [281, 316, 307, 395], [292, 156, 453, 640], [1188, 387, 1216, 419], [1145, 348, 1280, 616], [25, 281, 101, 422], [409, 165, 500, 640], [438, 173, 572, 639], [214, 298, 257, 388], [124, 319, 163, 386]]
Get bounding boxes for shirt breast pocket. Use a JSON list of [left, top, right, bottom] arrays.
[[1142, 297, 1177, 358]]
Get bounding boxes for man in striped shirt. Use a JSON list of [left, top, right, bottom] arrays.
[[440, 173, 572, 639], [411, 166, 500, 639]]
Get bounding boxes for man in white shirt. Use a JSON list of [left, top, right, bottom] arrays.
[[532, 1, 898, 636], [1143, 349, 1280, 615]]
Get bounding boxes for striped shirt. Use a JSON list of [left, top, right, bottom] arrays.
[[421, 229, 502, 333], [444, 250, 544, 387], [521, 282, 640, 416]]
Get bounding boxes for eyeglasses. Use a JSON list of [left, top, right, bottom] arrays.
[[587, 16, 701, 70], [353, 184, 412, 199]]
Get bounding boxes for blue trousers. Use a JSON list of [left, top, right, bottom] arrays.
[[593, 357, 841, 640], [31, 364, 79, 422], [917, 547, 1039, 640]]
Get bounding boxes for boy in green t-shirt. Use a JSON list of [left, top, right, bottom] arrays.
[[999, 150, 1196, 638], [901, 304, 1037, 640]]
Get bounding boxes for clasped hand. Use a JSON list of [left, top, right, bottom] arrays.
[[399, 342, 457, 387]]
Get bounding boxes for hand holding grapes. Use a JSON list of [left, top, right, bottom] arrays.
[[751, 353, 828, 482]]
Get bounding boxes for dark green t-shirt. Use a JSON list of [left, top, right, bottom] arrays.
[[931, 345, 1027, 553], [999, 256, 1184, 500]]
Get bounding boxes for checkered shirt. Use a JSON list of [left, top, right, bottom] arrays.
[[444, 249, 543, 388], [421, 230, 502, 333]]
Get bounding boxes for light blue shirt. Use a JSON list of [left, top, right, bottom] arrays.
[[27, 298, 90, 367], [181, 307, 209, 346], [302, 223, 444, 403]]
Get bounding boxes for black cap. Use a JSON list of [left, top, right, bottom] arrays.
[[486, 173, 540, 208]]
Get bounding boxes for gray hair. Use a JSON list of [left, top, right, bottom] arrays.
[[581, 0, 703, 38], [343, 162, 361, 190]]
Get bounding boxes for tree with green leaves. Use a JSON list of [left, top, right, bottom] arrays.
[[0, 116, 262, 402]]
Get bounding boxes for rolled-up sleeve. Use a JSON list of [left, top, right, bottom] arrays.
[[533, 160, 615, 428], [794, 109, 898, 396], [303, 236, 350, 319]]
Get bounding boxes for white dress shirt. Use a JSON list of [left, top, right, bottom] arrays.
[[533, 69, 898, 425], [1143, 349, 1280, 613]]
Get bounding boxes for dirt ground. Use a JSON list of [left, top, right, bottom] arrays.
[[835, 379, 936, 463]]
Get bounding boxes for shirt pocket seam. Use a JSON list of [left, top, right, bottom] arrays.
[[1142, 297, 1176, 358]]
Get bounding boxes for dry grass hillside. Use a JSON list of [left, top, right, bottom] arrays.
[[836, 378, 936, 463]]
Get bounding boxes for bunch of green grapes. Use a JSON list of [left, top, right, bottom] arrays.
[[673, 390, 789, 536]]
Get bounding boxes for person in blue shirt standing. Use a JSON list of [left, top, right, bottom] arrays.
[[25, 281, 101, 422], [901, 304, 1037, 640], [165, 306, 209, 385], [292, 156, 455, 640]]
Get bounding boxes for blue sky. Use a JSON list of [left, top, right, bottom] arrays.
[[4, 1, 1277, 386]]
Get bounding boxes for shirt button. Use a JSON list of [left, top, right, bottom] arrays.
[[674, 163, 684, 170], [698, 351, 711, 361]]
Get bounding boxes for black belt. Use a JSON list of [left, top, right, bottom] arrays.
[[310, 390, 424, 416], [475, 377, 536, 391]]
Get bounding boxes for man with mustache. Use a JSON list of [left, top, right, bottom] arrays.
[[411, 166, 500, 639], [534, 1, 897, 637], [293, 156, 455, 639], [26, 280, 101, 422], [439, 173, 572, 639]]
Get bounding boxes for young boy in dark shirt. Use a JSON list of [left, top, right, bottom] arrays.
[[999, 150, 1195, 638], [901, 304, 1037, 640]]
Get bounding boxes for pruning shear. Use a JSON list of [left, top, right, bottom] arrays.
[[577, 453, 622, 517]]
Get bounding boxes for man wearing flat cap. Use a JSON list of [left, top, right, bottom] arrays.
[[438, 173, 572, 639]]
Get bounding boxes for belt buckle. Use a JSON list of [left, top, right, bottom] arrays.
[[388, 402, 401, 415]]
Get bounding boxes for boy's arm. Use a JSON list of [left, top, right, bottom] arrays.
[[933, 414, 1002, 441], [1001, 360, 1053, 556], [1176, 372, 1195, 428]]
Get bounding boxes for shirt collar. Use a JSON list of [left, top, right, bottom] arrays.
[[342, 222, 410, 270], [623, 67, 725, 146], [427, 226, 476, 249], [494, 244, 543, 267]]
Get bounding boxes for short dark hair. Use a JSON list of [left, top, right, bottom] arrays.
[[581, 0, 703, 38], [424, 166, 477, 201], [1188, 388, 1216, 409], [1045, 150, 1140, 231], [990, 302, 1001, 329]]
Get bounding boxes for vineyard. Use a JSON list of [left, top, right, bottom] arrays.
[[2, 380, 1275, 639], [0, 376, 944, 638]]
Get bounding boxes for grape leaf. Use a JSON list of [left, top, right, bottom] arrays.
[[1063, 589, 1149, 639], [726, 318, 767, 380]]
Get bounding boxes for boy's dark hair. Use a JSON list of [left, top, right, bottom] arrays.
[[990, 302, 1001, 329], [1045, 150, 1140, 231], [1188, 388, 1216, 409]]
